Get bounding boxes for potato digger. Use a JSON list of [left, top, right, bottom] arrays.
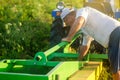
[[0, 0, 120, 80]]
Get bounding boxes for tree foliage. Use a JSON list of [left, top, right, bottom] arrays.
[[0, 0, 85, 59], [0, 0, 94, 59], [0, 0, 53, 59]]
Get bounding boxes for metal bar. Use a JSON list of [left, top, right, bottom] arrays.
[[48, 52, 78, 58], [2, 59, 59, 67], [89, 53, 108, 60], [44, 41, 68, 56], [0, 72, 48, 80], [64, 31, 82, 53], [33, 41, 68, 62]]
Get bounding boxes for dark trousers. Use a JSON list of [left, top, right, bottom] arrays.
[[108, 26, 120, 73]]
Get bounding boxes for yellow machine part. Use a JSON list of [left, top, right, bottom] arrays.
[[115, 0, 120, 9]]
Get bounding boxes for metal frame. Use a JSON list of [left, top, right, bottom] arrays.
[[0, 33, 108, 80]]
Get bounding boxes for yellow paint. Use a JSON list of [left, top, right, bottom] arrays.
[[69, 61, 103, 80], [115, 0, 120, 9], [87, 62, 103, 80]]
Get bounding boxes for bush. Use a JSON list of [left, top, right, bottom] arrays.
[[0, 0, 52, 59]]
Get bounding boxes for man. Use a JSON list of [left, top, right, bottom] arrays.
[[60, 7, 120, 80], [50, 9, 64, 48]]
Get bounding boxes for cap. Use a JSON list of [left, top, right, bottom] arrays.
[[60, 8, 75, 19]]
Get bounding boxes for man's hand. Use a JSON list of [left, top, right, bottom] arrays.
[[62, 37, 71, 42]]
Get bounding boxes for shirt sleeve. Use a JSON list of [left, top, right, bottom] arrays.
[[76, 7, 88, 21], [82, 33, 94, 46]]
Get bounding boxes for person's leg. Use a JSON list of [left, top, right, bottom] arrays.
[[108, 27, 120, 80]]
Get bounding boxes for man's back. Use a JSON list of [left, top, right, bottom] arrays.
[[77, 7, 120, 48]]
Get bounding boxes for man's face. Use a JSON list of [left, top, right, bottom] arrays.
[[63, 13, 75, 27], [63, 15, 70, 26]]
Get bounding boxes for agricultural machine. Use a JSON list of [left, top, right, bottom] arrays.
[[0, 0, 120, 80]]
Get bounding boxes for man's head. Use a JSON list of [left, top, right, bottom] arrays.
[[60, 8, 76, 26], [60, 8, 75, 19]]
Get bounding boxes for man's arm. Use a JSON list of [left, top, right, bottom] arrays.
[[78, 45, 90, 60], [78, 35, 93, 60], [62, 16, 85, 42]]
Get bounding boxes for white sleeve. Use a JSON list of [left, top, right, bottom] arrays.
[[82, 33, 94, 46], [76, 7, 88, 21]]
